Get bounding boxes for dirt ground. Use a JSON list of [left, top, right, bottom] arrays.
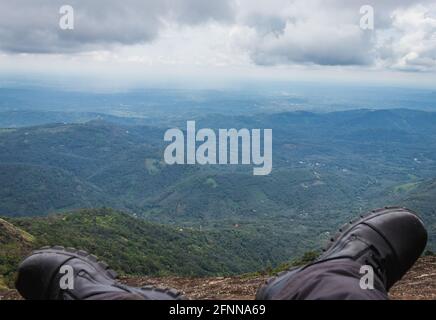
[[1, 256, 435, 300]]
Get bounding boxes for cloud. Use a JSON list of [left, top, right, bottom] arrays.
[[378, 4, 436, 71], [1, 0, 436, 73], [231, 0, 375, 66], [0, 0, 235, 53], [229, 0, 436, 70], [233, 1, 372, 65]]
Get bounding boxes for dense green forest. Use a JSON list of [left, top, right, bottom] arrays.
[[0, 108, 435, 289], [0, 109, 434, 242], [0, 208, 307, 288]]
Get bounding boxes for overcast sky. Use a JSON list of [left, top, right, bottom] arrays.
[[1, 0, 436, 90]]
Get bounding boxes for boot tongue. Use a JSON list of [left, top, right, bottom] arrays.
[[360, 245, 389, 288]]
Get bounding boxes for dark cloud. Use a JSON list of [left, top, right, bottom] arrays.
[[0, 0, 235, 53], [246, 20, 375, 67]]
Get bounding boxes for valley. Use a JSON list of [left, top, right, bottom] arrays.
[[0, 105, 435, 290]]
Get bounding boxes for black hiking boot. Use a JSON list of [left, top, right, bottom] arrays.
[[256, 207, 428, 299], [15, 246, 186, 300]]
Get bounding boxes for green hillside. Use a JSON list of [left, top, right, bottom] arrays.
[[0, 208, 305, 289], [0, 164, 112, 216], [398, 179, 436, 248], [2, 109, 436, 222], [0, 217, 35, 289]]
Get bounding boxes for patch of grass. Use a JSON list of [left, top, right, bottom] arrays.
[[145, 158, 162, 175], [0, 276, 8, 290], [205, 178, 218, 188], [246, 250, 320, 277], [394, 182, 420, 194], [424, 250, 435, 256], [0, 218, 35, 243]]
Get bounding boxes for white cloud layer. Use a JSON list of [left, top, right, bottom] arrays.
[[230, 0, 436, 71], [0, 0, 436, 76], [378, 4, 436, 71]]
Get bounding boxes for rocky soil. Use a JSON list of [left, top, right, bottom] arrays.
[[1, 256, 435, 300]]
